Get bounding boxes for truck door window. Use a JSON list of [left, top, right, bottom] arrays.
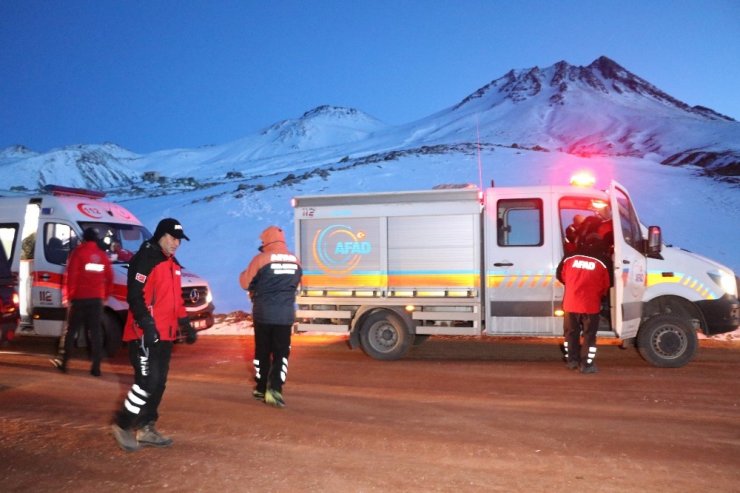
[[497, 198, 543, 247], [613, 189, 643, 250], [43, 223, 77, 265], [558, 197, 613, 255]]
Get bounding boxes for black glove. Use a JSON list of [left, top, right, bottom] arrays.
[[179, 317, 197, 345], [140, 319, 160, 346]]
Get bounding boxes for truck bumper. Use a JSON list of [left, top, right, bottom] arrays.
[[187, 302, 215, 331], [696, 294, 740, 335]]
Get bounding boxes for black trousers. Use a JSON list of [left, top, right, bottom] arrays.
[[117, 340, 173, 429], [58, 298, 103, 370], [253, 322, 292, 393], [563, 312, 599, 365]]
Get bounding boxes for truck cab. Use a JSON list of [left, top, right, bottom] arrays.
[[0, 185, 215, 352]]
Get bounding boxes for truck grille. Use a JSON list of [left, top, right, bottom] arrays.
[[181, 286, 209, 308]]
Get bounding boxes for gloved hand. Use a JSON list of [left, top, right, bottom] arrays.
[[179, 317, 197, 345], [140, 319, 160, 346]]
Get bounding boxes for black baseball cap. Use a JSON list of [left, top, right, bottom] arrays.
[[153, 218, 190, 241]]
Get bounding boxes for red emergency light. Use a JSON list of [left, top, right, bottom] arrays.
[[569, 172, 596, 188], [42, 184, 106, 199]]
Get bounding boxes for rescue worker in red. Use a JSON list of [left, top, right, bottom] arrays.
[[239, 225, 302, 408], [51, 228, 113, 376], [111, 218, 197, 452], [564, 214, 585, 254], [556, 236, 611, 374]]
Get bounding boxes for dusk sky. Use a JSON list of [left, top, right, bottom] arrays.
[[2, 0, 739, 154]]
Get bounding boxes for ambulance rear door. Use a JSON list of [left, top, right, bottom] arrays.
[[30, 216, 78, 336], [609, 181, 647, 339], [483, 187, 560, 335]]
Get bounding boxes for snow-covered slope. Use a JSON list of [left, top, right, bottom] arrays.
[[400, 57, 739, 174], [2, 57, 738, 191], [107, 144, 739, 314], [0, 143, 139, 190], [1, 56, 738, 314]]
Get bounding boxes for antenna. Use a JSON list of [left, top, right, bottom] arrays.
[[476, 115, 483, 191]]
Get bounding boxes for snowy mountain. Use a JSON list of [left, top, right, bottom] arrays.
[[2, 56, 738, 191], [411, 57, 738, 175], [0, 56, 738, 314], [0, 143, 139, 191]]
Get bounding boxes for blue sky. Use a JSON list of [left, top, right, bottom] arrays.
[[1, 0, 739, 154]]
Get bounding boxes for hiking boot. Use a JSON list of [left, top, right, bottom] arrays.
[[50, 358, 66, 374], [252, 389, 265, 401], [111, 424, 140, 452], [136, 423, 173, 447], [580, 364, 598, 374], [566, 360, 579, 370], [265, 389, 286, 408]]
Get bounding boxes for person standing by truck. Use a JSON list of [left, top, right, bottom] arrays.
[[239, 225, 302, 408], [556, 236, 611, 374], [110, 218, 198, 452], [51, 228, 113, 376]]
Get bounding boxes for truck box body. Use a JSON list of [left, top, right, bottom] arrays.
[[293, 180, 739, 367]]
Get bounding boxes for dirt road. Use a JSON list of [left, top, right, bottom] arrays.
[[1, 335, 738, 492]]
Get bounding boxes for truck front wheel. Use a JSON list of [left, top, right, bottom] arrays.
[[637, 315, 697, 368], [359, 310, 412, 361]]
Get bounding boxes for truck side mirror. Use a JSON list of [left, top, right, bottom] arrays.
[[646, 225, 662, 256]]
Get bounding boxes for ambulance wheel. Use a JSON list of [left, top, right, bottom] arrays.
[[359, 310, 412, 361], [103, 312, 123, 358], [637, 315, 697, 368]]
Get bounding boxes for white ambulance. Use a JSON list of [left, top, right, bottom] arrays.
[[292, 175, 739, 367], [0, 185, 215, 353]]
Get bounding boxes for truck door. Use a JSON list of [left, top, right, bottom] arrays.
[[484, 189, 559, 335], [30, 221, 78, 336], [609, 181, 647, 339]]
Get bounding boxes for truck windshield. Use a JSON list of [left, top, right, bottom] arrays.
[[78, 222, 151, 264]]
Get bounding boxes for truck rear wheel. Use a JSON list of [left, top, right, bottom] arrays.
[[359, 310, 412, 361], [637, 315, 697, 368]]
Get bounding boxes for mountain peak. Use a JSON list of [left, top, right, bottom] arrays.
[[301, 105, 363, 120], [454, 56, 734, 123]]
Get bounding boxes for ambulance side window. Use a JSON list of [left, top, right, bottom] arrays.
[[0, 223, 19, 265], [497, 198, 543, 247], [43, 223, 77, 265]]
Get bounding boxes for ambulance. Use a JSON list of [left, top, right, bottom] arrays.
[[0, 185, 215, 353], [292, 175, 739, 367]]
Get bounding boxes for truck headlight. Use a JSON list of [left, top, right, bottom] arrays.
[[708, 270, 738, 297]]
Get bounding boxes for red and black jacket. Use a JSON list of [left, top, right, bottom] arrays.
[[123, 240, 187, 342], [65, 241, 113, 301], [556, 253, 611, 314]]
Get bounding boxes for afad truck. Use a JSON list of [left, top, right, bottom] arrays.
[[292, 175, 739, 367], [0, 185, 215, 353]]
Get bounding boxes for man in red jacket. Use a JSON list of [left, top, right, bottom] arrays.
[[111, 218, 197, 452], [51, 228, 113, 376], [556, 236, 611, 374]]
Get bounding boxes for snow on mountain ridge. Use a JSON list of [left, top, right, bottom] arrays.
[[1, 143, 139, 190], [258, 104, 387, 148], [1, 57, 738, 191]]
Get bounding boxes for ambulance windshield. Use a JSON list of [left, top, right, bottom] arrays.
[[78, 222, 151, 263]]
